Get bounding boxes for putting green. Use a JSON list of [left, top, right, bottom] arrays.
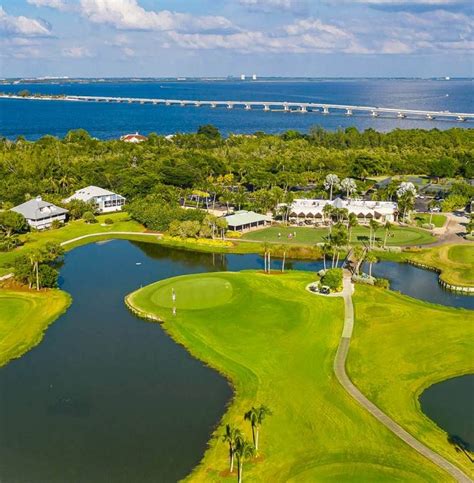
[[0, 289, 71, 367], [149, 276, 235, 310], [126, 271, 453, 481]]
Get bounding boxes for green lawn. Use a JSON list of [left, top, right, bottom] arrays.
[[242, 225, 436, 246], [414, 213, 447, 228], [0, 212, 145, 274], [0, 289, 71, 367], [126, 271, 450, 481], [408, 244, 474, 287], [348, 286, 474, 476]]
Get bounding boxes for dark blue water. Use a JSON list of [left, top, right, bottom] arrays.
[[420, 375, 474, 449], [368, 261, 474, 310], [0, 240, 471, 482], [1, 79, 472, 139]]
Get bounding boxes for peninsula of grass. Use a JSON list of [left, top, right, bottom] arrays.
[[126, 271, 450, 481], [408, 243, 474, 288], [348, 285, 474, 476], [242, 225, 436, 246], [0, 288, 71, 367]]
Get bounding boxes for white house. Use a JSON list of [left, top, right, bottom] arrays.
[[120, 132, 147, 143], [64, 186, 126, 213], [225, 210, 272, 231], [11, 196, 68, 230], [289, 198, 397, 225]]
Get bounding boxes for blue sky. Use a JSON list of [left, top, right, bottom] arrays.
[[0, 0, 473, 78]]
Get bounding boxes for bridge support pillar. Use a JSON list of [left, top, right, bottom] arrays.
[[263, 104, 270, 111], [283, 104, 290, 112], [227, 103, 234, 109], [397, 112, 406, 118], [194, 102, 201, 107], [180, 102, 186, 107], [346, 109, 353, 116], [457, 116, 466, 122], [323, 107, 329, 115], [426, 114, 435, 120], [300, 105, 307, 113], [245, 104, 251, 110], [165, 101, 171, 106], [211, 103, 216, 108], [371, 111, 379, 117]]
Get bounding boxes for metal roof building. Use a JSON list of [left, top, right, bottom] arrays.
[[64, 186, 126, 213], [225, 210, 271, 231], [11, 196, 68, 230]]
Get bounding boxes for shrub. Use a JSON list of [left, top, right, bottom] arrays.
[[83, 211, 97, 224], [51, 219, 62, 230], [321, 268, 343, 292], [374, 278, 390, 289], [225, 231, 242, 239], [104, 218, 114, 225]]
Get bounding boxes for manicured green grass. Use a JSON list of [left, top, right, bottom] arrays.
[[127, 271, 449, 481], [408, 244, 474, 287], [348, 285, 474, 476], [0, 289, 71, 367], [414, 213, 447, 228], [242, 225, 436, 246], [0, 212, 145, 273]]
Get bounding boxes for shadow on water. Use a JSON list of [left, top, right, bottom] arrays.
[[0, 240, 472, 482]]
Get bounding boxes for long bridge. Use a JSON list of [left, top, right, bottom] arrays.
[[1, 93, 473, 122]]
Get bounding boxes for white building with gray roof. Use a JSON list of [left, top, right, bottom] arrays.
[[225, 210, 272, 231], [64, 186, 126, 213], [11, 196, 68, 230]]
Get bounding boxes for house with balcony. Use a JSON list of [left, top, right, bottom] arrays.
[[64, 186, 126, 213]]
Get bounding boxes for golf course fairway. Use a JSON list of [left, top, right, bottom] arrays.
[[0, 288, 71, 367], [126, 271, 457, 481], [348, 285, 474, 477]]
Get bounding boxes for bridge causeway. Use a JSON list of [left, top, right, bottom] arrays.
[[1, 93, 473, 122]]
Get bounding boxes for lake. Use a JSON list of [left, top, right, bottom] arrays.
[[1, 79, 473, 139], [0, 239, 472, 482], [420, 374, 474, 450]]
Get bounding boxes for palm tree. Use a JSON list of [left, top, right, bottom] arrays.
[[222, 424, 243, 474], [324, 173, 340, 201], [235, 438, 255, 483], [365, 251, 378, 278], [321, 243, 331, 271], [323, 204, 334, 235], [28, 249, 43, 290], [352, 245, 365, 275], [244, 405, 272, 451], [347, 213, 358, 244], [369, 219, 379, 248], [448, 435, 474, 463], [427, 200, 439, 227], [383, 220, 392, 248]]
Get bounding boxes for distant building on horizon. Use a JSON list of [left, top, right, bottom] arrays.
[[120, 132, 147, 143], [64, 186, 126, 213], [11, 196, 68, 230]]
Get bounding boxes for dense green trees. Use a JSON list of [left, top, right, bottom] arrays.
[[0, 127, 472, 209]]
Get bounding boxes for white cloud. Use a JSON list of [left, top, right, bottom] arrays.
[[0, 6, 52, 37], [239, 0, 308, 13], [79, 0, 236, 33], [62, 46, 93, 57], [27, 0, 70, 11], [167, 19, 368, 54], [352, 0, 465, 4]]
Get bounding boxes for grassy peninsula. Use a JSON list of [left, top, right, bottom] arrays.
[[126, 270, 457, 481]]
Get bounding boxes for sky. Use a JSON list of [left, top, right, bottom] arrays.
[[0, 0, 473, 78]]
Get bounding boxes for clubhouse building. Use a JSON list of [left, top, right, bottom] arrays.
[[289, 198, 397, 225], [64, 186, 126, 213], [11, 196, 68, 230], [225, 210, 272, 231]]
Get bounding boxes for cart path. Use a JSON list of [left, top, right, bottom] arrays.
[[333, 271, 471, 483]]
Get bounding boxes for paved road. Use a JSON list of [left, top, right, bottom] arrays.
[[333, 271, 471, 483], [426, 213, 470, 247]]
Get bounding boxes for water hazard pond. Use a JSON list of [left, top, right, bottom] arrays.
[[0, 240, 472, 482]]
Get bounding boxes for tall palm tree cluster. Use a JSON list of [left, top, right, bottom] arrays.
[[222, 405, 272, 482]]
